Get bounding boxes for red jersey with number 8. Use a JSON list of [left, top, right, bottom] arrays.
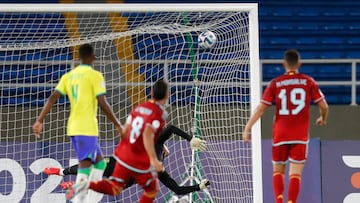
[[115, 100, 167, 171], [261, 72, 324, 145]]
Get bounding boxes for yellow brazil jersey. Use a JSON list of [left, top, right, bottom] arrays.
[[55, 64, 106, 136]]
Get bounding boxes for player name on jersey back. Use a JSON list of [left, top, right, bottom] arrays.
[[135, 106, 153, 115], [276, 78, 307, 87]]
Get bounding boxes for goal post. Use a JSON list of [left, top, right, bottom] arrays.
[[249, 5, 263, 203], [0, 3, 262, 203]]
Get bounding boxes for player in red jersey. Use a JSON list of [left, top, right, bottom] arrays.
[[44, 124, 209, 194], [66, 80, 169, 203], [243, 49, 329, 203]]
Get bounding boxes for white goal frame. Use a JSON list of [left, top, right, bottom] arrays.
[[0, 3, 262, 203]]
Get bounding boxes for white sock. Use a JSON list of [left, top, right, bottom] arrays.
[[72, 173, 88, 203], [59, 169, 64, 176], [86, 168, 104, 203]]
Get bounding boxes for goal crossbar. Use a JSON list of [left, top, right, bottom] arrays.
[[0, 3, 258, 13]]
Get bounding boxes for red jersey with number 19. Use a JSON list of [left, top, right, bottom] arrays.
[[261, 72, 324, 145], [114, 100, 167, 171]]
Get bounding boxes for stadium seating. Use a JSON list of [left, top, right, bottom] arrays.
[[259, 1, 360, 104], [0, 13, 71, 105], [259, 2, 360, 59], [1, 0, 359, 105]]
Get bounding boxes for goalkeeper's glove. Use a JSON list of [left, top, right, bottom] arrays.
[[190, 137, 206, 151], [199, 179, 210, 190]]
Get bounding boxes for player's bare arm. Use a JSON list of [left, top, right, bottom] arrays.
[[97, 95, 123, 136], [143, 125, 163, 172], [316, 99, 329, 126], [243, 103, 269, 142], [32, 91, 61, 138], [120, 115, 132, 139]]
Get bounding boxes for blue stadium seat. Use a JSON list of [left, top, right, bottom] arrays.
[[323, 10, 347, 17], [269, 38, 292, 45], [262, 64, 283, 81], [270, 8, 295, 17], [321, 86, 351, 104], [0, 86, 69, 106], [1, 64, 69, 83], [317, 64, 351, 81], [348, 11, 360, 17], [260, 51, 283, 59], [347, 37, 360, 44], [297, 24, 320, 31], [297, 9, 321, 17], [139, 64, 164, 82], [263, 63, 351, 82], [320, 37, 344, 45], [268, 24, 294, 31], [295, 37, 318, 45]]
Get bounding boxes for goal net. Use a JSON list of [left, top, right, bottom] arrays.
[[0, 4, 261, 203]]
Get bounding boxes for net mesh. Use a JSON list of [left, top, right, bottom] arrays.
[[0, 9, 254, 203]]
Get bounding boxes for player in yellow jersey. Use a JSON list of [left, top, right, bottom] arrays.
[[33, 44, 122, 203]]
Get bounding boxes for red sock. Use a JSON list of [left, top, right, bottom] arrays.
[[89, 179, 122, 196], [140, 194, 155, 203], [140, 186, 158, 203], [273, 172, 284, 203], [288, 174, 301, 203]]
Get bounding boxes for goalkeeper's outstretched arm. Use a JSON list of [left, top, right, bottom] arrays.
[[156, 125, 192, 145], [156, 125, 206, 151], [158, 171, 209, 195]]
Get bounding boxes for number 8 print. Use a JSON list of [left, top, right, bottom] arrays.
[[129, 116, 144, 144]]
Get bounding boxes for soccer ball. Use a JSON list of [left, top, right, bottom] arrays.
[[198, 31, 217, 49]]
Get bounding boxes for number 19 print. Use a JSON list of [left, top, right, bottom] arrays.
[[278, 88, 306, 115]]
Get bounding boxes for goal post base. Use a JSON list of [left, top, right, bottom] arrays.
[[165, 152, 215, 203]]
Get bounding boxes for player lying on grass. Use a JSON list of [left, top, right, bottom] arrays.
[[44, 125, 210, 195]]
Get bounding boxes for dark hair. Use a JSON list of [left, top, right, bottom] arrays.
[[284, 49, 300, 67], [152, 80, 168, 100], [79, 43, 94, 59]]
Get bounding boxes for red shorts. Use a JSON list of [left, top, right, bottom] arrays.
[[272, 143, 308, 164], [109, 161, 158, 193]]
